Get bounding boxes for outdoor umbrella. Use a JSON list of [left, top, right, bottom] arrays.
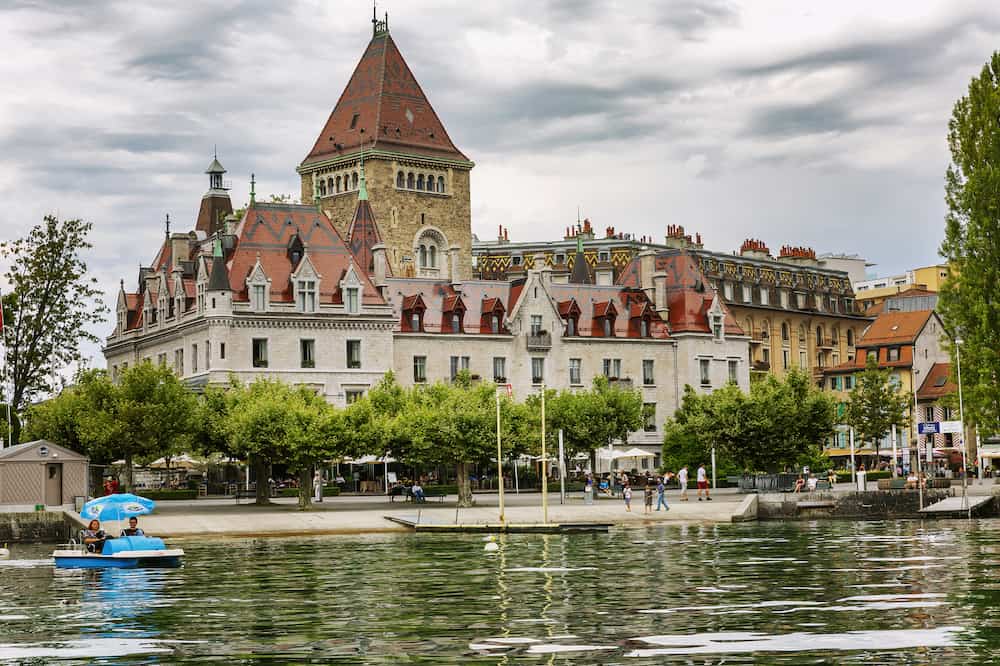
[[81, 493, 156, 522]]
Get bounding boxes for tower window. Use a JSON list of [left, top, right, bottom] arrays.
[[352, 172, 358, 189], [437, 176, 445, 193], [397, 171, 405, 188], [336, 176, 341, 193], [319, 180, 327, 196], [417, 174, 424, 191], [350, 113, 359, 129], [426, 174, 435, 192], [407, 172, 415, 189]]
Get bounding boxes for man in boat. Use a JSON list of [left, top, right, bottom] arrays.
[[82, 519, 107, 553], [120, 516, 145, 537]]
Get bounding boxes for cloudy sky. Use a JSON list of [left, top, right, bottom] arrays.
[[2, 0, 999, 365]]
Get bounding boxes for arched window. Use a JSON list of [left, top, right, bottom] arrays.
[[437, 176, 445, 193], [407, 172, 415, 189], [815, 326, 823, 346], [335, 176, 341, 193], [798, 325, 806, 343], [419, 245, 427, 267], [429, 245, 437, 267], [832, 327, 840, 343], [352, 172, 359, 189], [417, 175, 425, 191], [761, 320, 770, 339], [427, 174, 435, 192], [847, 329, 855, 346], [326, 177, 333, 192], [397, 171, 405, 188], [781, 322, 789, 341], [319, 180, 326, 196]]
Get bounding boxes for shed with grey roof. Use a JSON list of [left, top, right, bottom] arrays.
[[0, 440, 88, 510]]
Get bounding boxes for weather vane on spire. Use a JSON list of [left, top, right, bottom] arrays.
[[250, 173, 256, 204], [372, 3, 388, 36], [165, 213, 171, 237]]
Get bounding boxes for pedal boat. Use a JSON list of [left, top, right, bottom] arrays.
[[52, 535, 183, 569]]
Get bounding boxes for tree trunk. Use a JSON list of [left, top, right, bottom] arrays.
[[456, 462, 474, 507], [254, 454, 270, 506], [125, 454, 133, 493], [298, 466, 312, 511]]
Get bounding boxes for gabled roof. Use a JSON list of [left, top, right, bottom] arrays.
[[482, 297, 506, 314], [302, 31, 468, 166], [0, 439, 87, 461], [918, 362, 956, 400], [593, 300, 617, 318], [558, 299, 581, 317], [401, 293, 426, 311], [442, 294, 464, 312], [858, 310, 934, 346], [227, 202, 383, 305]]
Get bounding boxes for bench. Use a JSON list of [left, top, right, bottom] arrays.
[[815, 480, 832, 490]]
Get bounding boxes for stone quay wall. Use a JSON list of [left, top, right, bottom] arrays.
[[0, 511, 86, 544], [758, 490, 956, 520]]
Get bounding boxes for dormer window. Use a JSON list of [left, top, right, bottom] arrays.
[[566, 317, 577, 336], [492, 315, 501, 334], [296, 279, 317, 313], [593, 300, 617, 338], [252, 284, 267, 311], [412, 312, 422, 331], [344, 287, 359, 314], [197, 283, 206, 313], [402, 294, 427, 332], [640, 318, 649, 338], [712, 314, 723, 340]]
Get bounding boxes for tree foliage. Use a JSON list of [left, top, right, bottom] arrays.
[[663, 370, 836, 473], [939, 51, 1000, 435], [538, 376, 644, 462], [845, 358, 910, 453], [1, 216, 107, 442]]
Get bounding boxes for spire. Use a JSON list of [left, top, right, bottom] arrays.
[[213, 234, 223, 258], [372, 6, 388, 36], [347, 185, 386, 276], [250, 173, 256, 204], [207, 233, 230, 292], [570, 233, 591, 285], [165, 213, 171, 238]]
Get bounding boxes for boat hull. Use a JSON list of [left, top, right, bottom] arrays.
[[51, 548, 184, 569]]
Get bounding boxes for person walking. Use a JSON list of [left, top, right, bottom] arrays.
[[643, 483, 654, 514], [623, 484, 632, 512], [584, 475, 594, 505], [697, 463, 711, 501], [678, 465, 689, 501], [656, 476, 669, 511], [313, 470, 323, 503]]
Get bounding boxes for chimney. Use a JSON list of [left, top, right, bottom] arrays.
[[373, 243, 388, 288], [449, 245, 463, 286], [777, 245, 819, 267], [170, 233, 191, 270], [739, 238, 772, 261], [653, 272, 669, 320]]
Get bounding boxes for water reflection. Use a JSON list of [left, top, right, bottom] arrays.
[[0, 520, 998, 663]]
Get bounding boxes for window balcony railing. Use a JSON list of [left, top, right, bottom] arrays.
[[751, 361, 770, 372], [526, 331, 552, 350], [608, 377, 633, 390], [818, 337, 836, 349]]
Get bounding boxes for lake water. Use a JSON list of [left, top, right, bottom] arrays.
[[1, 519, 999, 664]]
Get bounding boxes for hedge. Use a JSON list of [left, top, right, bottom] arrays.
[[277, 486, 342, 498], [140, 489, 198, 501]]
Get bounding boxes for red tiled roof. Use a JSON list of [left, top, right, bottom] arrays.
[[302, 32, 468, 166], [593, 300, 617, 318], [228, 203, 383, 305], [858, 310, 933, 346], [442, 294, 464, 313], [402, 293, 426, 311], [482, 297, 505, 314], [558, 299, 581, 316], [918, 363, 956, 400]]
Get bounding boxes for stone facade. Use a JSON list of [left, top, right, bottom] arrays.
[[302, 157, 473, 280]]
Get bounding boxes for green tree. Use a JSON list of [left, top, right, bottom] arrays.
[[397, 372, 516, 507], [223, 378, 341, 508], [845, 358, 910, 458], [939, 51, 1000, 435], [0, 217, 108, 442], [664, 370, 836, 473]]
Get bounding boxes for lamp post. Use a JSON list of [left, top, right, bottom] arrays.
[[912, 367, 923, 511], [956, 338, 969, 518]]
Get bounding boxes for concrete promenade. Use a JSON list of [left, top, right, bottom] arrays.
[[133, 489, 746, 538]]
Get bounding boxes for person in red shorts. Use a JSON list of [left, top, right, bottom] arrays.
[[697, 463, 711, 501]]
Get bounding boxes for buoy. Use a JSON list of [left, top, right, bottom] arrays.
[[484, 535, 499, 552]]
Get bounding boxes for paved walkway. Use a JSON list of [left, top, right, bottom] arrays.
[[134, 489, 743, 538]]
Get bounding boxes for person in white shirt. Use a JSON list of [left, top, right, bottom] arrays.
[[806, 474, 818, 492], [696, 464, 711, 501], [678, 465, 689, 501]]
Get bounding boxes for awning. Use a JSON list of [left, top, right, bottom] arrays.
[[598, 447, 656, 460], [346, 455, 397, 465]]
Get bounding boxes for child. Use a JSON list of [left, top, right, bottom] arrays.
[[643, 484, 654, 514], [623, 484, 632, 512]]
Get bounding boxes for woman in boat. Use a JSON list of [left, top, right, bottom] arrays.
[[82, 519, 106, 554]]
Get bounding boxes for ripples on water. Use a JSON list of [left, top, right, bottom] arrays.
[[1, 519, 999, 664]]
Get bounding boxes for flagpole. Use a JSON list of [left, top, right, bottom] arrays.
[[0, 293, 9, 449]]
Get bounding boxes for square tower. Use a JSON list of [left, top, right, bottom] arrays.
[[297, 17, 473, 280]]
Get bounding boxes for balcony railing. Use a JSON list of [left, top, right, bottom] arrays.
[[818, 337, 836, 349], [526, 331, 552, 350], [751, 361, 770, 372]]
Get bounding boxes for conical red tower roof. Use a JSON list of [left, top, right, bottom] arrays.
[[346, 198, 389, 276], [302, 28, 469, 166]]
